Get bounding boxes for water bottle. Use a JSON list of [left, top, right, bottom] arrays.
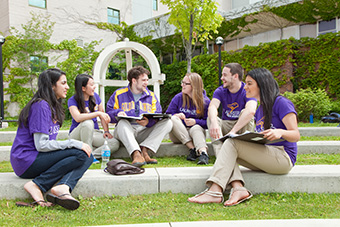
[[101, 138, 110, 169]]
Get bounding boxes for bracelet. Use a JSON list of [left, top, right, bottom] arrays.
[[104, 131, 110, 133]]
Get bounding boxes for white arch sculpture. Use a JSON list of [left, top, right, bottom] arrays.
[[93, 38, 165, 106]]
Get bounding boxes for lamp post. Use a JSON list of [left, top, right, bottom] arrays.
[[215, 36, 224, 86], [0, 35, 5, 128], [215, 37, 224, 116]]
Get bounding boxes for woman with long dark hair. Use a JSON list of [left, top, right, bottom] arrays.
[[68, 74, 119, 163], [188, 68, 300, 206], [11, 68, 93, 210], [166, 73, 210, 164]]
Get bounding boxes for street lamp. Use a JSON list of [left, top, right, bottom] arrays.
[[215, 36, 224, 87], [0, 35, 6, 128]]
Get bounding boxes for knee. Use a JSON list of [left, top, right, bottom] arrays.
[[80, 120, 94, 130]]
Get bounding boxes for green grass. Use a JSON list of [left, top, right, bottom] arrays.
[[0, 192, 339, 226]]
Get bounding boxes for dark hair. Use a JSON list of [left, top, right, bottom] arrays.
[[74, 74, 96, 113], [127, 66, 150, 84], [18, 68, 66, 127], [224, 63, 244, 81], [246, 68, 280, 129]]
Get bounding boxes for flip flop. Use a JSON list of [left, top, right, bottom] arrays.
[[146, 159, 158, 164], [188, 188, 224, 204], [46, 193, 80, 210], [224, 187, 253, 207], [131, 161, 146, 167], [16, 200, 46, 207]]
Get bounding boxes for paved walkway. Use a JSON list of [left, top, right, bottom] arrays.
[[88, 219, 340, 227]]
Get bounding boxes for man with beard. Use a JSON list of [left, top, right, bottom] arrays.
[[208, 63, 257, 155]]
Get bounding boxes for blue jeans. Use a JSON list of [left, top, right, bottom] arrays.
[[20, 148, 93, 193]]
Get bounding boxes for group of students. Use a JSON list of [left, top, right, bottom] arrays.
[[10, 63, 300, 210]]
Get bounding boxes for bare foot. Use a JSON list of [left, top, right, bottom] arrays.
[[24, 181, 53, 207], [50, 184, 77, 201], [224, 188, 251, 206], [132, 150, 146, 164], [188, 190, 223, 204], [141, 147, 157, 164]]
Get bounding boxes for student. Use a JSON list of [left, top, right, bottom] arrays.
[[68, 74, 120, 163], [188, 68, 300, 206], [11, 68, 93, 210], [106, 66, 172, 167], [208, 63, 257, 155], [166, 72, 211, 164]]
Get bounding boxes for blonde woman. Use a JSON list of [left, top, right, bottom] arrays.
[[166, 73, 211, 164]]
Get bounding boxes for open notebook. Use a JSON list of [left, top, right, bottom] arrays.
[[214, 131, 284, 145]]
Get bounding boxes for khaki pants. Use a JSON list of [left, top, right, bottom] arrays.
[[69, 120, 120, 158], [207, 116, 254, 156], [114, 118, 173, 156], [169, 115, 208, 154], [206, 138, 293, 191]]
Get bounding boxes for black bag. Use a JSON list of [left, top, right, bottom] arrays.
[[104, 159, 145, 175], [321, 112, 340, 123]]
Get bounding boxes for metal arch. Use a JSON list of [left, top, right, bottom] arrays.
[[93, 39, 165, 108]]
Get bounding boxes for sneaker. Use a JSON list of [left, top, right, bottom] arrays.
[[197, 153, 209, 165], [92, 158, 100, 164], [187, 148, 198, 161]]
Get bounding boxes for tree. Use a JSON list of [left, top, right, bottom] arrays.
[[3, 12, 54, 109], [160, 0, 223, 73]]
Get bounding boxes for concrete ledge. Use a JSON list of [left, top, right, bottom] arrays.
[[299, 127, 340, 137], [1, 165, 340, 199], [2, 141, 340, 162], [297, 141, 340, 154], [1, 126, 339, 143]]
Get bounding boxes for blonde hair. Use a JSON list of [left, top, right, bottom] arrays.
[[182, 72, 205, 118]]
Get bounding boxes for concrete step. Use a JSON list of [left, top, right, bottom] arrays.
[[1, 165, 339, 199], [2, 141, 340, 162], [95, 219, 340, 227], [0, 127, 339, 143]]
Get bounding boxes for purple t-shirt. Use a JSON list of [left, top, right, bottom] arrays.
[[166, 92, 211, 129], [254, 96, 298, 165], [68, 92, 101, 133], [10, 100, 60, 176], [213, 82, 256, 120]]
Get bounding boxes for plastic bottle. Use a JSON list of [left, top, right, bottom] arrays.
[[101, 138, 110, 169], [309, 113, 314, 124]]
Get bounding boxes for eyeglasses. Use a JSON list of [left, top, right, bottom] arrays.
[[181, 81, 191, 86]]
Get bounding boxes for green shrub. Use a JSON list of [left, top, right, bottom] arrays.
[[283, 88, 331, 122], [330, 100, 340, 114]]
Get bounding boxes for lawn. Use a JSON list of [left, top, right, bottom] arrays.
[[0, 192, 339, 226]]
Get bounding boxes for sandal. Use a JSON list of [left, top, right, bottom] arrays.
[[16, 200, 46, 207], [46, 193, 80, 210], [189, 188, 224, 204], [224, 187, 253, 207]]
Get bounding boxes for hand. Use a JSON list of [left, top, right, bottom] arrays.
[[117, 112, 127, 117], [260, 129, 283, 141], [136, 117, 149, 127], [103, 131, 113, 139], [209, 121, 222, 139], [174, 113, 186, 120], [184, 118, 196, 127], [81, 143, 92, 157], [99, 112, 111, 124]]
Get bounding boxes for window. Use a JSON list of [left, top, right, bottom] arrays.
[[29, 0, 46, 8], [30, 56, 48, 73], [153, 0, 158, 11], [107, 8, 120, 24], [318, 18, 337, 35]]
